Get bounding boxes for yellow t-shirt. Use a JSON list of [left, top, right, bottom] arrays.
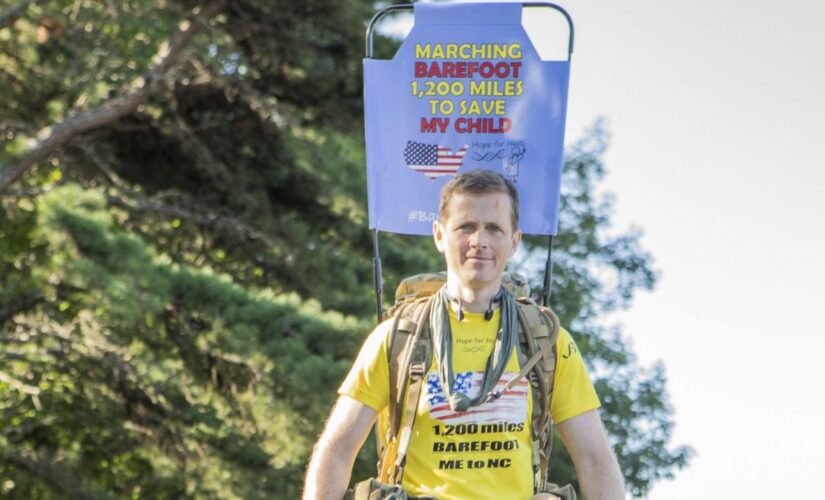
[[339, 308, 600, 500]]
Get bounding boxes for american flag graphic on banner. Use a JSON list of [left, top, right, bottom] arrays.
[[404, 141, 469, 180], [426, 371, 528, 424]]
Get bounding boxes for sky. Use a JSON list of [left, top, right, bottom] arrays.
[[554, 1, 825, 498], [382, 0, 825, 498]]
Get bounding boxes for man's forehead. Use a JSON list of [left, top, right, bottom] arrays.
[[442, 192, 513, 221]]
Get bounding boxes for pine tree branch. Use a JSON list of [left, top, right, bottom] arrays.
[[0, 0, 42, 30], [0, 0, 229, 194], [0, 370, 40, 396], [105, 189, 282, 248], [188, 58, 292, 128], [0, 447, 110, 500], [16, 312, 189, 458], [0, 294, 43, 325]]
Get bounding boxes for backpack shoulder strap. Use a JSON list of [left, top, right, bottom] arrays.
[[516, 299, 560, 378], [386, 298, 433, 437], [377, 297, 434, 483], [515, 298, 561, 493]]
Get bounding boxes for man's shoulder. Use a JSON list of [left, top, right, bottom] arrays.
[[372, 315, 397, 337], [557, 326, 574, 345]]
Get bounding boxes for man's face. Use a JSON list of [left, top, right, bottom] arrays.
[[433, 192, 522, 290]]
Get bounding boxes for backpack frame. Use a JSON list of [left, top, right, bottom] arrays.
[[374, 272, 561, 493]]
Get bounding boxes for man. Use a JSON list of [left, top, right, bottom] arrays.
[[304, 170, 624, 499]]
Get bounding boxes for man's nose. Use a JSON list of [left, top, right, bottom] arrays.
[[469, 230, 488, 248]]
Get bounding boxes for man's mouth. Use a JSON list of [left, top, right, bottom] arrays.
[[466, 255, 492, 261]]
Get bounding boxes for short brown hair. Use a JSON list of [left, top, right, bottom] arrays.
[[439, 169, 519, 230]]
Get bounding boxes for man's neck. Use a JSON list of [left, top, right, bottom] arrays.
[[445, 273, 502, 314]]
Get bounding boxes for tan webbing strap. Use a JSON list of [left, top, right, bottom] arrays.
[[537, 309, 560, 492], [515, 302, 554, 492], [487, 350, 543, 403], [537, 308, 559, 490], [533, 307, 559, 373], [387, 303, 416, 441], [375, 303, 410, 473], [382, 297, 433, 484], [391, 359, 426, 484], [377, 301, 420, 481], [391, 300, 431, 438]]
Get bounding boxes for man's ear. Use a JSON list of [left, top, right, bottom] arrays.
[[433, 220, 446, 254], [508, 229, 522, 257]]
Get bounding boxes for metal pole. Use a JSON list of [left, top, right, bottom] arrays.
[[366, 4, 413, 59], [366, 3, 574, 60], [520, 3, 572, 305], [541, 235, 554, 307], [523, 2, 575, 59], [365, 6, 408, 325], [372, 229, 384, 323]]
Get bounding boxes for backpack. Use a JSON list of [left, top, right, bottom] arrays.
[[374, 272, 561, 494]]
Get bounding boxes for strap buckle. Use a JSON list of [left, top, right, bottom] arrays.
[[409, 361, 426, 380], [391, 464, 405, 485], [486, 390, 502, 402]]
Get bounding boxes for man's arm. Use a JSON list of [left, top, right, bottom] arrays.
[[556, 409, 625, 500], [303, 396, 378, 500]]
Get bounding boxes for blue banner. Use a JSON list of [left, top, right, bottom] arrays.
[[364, 2, 570, 235]]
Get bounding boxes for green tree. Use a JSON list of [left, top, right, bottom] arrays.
[[1, 1, 690, 498]]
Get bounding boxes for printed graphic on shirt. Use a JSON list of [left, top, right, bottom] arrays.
[[426, 371, 528, 424]]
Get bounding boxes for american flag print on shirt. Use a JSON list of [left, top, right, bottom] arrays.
[[426, 371, 528, 425], [403, 141, 469, 180]]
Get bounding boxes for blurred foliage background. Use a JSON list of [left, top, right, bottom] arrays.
[[0, 0, 691, 498]]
